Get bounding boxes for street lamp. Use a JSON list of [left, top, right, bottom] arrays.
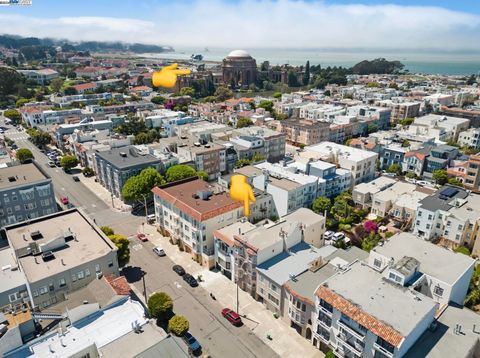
[[142, 272, 147, 304]]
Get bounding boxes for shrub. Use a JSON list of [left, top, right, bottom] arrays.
[[454, 246, 470, 256], [364, 220, 378, 233], [148, 292, 173, 320], [385, 231, 394, 239], [15, 148, 34, 163], [100, 226, 114, 236], [82, 166, 94, 177], [168, 315, 189, 336]]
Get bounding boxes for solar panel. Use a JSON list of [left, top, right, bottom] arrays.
[[439, 187, 459, 198]]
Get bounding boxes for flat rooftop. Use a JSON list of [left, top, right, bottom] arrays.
[[353, 176, 396, 195], [0, 247, 27, 294], [95, 145, 160, 169], [152, 178, 242, 222], [305, 141, 378, 161], [257, 242, 337, 285], [214, 220, 256, 246], [318, 261, 438, 342], [234, 165, 264, 178], [0, 163, 48, 191], [285, 247, 367, 304], [405, 305, 480, 358], [374, 232, 475, 285], [5, 209, 117, 283]]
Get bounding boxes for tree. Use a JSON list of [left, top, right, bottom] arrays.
[[50, 77, 64, 93], [235, 158, 251, 168], [122, 167, 165, 217], [252, 153, 266, 162], [148, 292, 173, 320], [331, 191, 354, 221], [82, 166, 94, 177], [465, 265, 480, 308], [367, 123, 378, 134], [364, 220, 378, 233], [273, 92, 282, 99], [179, 86, 195, 97], [405, 171, 415, 179], [361, 232, 381, 252], [197, 171, 209, 181], [258, 100, 274, 113], [432, 169, 448, 185], [287, 70, 300, 87], [60, 155, 79, 171], [0, 67, 24, 104], [386, 163, 402, 175], [399, 117, 414, 127], [214, 86, 233, 101], [64, 86, 77, 95], [108, 234, 130, 263], [151, 96, 165, 105], [303, 60, 310, 86], [312, 196, 332, 216], [100, 226, 115, 236], [4, 109, 21, 123], [236, 117, 253, 128], [165, 165, 197, 183], [16, 98, 30, 108], [401, 139, 410, 148], [134, 132, 154, 145], [27, 128, 51, 148], [448, 178, 463, 187], [168, 315, 189, 336], [15, 148, 33, 163]]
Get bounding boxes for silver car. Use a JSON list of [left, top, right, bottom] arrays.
[[153, 247, 166, 256]]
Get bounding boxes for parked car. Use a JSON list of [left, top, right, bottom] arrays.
[[172, 265, 185, 276], [137, 233, 148, 242], [333, 232, 345, 241], [183, 332, 201, 354], [323, 231, 334, 240], [72, 176, 80, 182], [416, 180, 430, 187], [47, 160, 55, 168], [221, 308, 242, 326], [153, 246, 166, 256], [183, 273, 198, 287], [0, 129, 4, 134], [146, 214, 156, 224], [59, 196, 69, 205], [382, 172, 396, 178]]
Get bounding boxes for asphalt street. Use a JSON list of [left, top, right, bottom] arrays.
[[125, 239, 279, 358], [1, 120, 143, 236]]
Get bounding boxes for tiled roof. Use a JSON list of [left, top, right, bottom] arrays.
[[213, 229, 234, 246], [316, 286, 405, 348], [73, 83, 96, 91], [105, 275, 131, 296]]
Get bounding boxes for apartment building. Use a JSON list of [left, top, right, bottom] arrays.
[[379, 145, 408, 170], [463, 155, 480, 192], [213, 207, 326, 297], [256, 243, 336, 315], [283, 247, 367, 339], [301, 142, 378, 186], [236, 163, 318, 217], [352, 176, 396, 209], [370, 182, 425, 218], [17, 69, 59, 85], [458, 127, 480, 149], [314, 260, 438, 357], [409, 114, 470, 142], [345, 105, 391, 130], [94, 146, 161, 199], [3, 209, 119, 309], [278, 119, 331, 146], [369, 232, 475, 307], [376, 100, 421, 123], [0, 162, 57, 227], [413, 185, 480, 249], [0, 247, 28, 308], [231, 126, 286, 163], [152, 178, 243, 267]]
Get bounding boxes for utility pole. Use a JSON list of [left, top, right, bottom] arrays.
[[142, 273, 147, 304], [236, 282, 239, 314]]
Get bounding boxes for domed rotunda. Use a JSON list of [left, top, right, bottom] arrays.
[[222, 49, 257, 88]]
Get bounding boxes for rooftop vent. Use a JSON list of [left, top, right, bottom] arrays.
[[119, 152, 127, 158], [30, 231, 43, 240], [42, 251, 55, 262], [8, 176, 16, 182]]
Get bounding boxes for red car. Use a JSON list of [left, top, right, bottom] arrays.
[[137, 233, 148, 242], [221, 308, 242, 326], [60, 196, 69, 205]]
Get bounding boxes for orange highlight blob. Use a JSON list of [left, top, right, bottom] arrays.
[[229, 175, 256, 217], [152, 63, 191, 88]]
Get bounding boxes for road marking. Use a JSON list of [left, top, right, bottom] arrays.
[[132, 244, 143, 251], [174, 281, 182, 289]]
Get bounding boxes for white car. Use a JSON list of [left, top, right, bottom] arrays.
[[333, 232, 346, 241], [323, 231, 335, 240], [416, 180, 430, 187], [153, 247, 166, 257], [47, 160, 55, 168]]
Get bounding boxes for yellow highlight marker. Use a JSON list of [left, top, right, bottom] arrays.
[[152, 63, 191, 88], [229, 175, 256, 217]]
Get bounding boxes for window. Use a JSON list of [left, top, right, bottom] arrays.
[[268, 294, 279, 305], [72, 274, 77, 282], [95, 264, 101, 272], [85, 268, 91, 277], [59, 278, 66, 287], [434, 285, 444, 297], [33, 290, 38, 297], [319, 299, 333, 313], [108, 261, 114, 268], [418, 211, 422, 217], [39, 286, 48, 295], [270, 283, 277, 292], [436, 223, 441, 229], [49, 284, 54, 291], [428, 214, 433, 220], [77, 271, 85, 280], [376, 337, 395, 354], [373, 258, 382, 268], [9, 292, 20, 302], [458, 224, 463, 230]]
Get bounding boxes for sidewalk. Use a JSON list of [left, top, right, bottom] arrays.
[[77, 173, 131, 212], [141, 224, 323, 358]]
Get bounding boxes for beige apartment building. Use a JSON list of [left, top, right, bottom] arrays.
[[463, 155, 480, 192], [278, 119, 330, 146], [4, 209, 119, 309]]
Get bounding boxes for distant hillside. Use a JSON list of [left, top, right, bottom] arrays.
[[0, 34, 173, 58], [351, 58, 405, 75]]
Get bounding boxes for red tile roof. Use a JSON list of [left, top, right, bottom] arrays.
[[151, 178, 243, 222], [74, 83, 97, 91], [213, 229, 234, 246], [105, 275, 131, 296], [316, 286, 405, 348]]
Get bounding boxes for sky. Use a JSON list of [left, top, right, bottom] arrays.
[[1, 0, 480, 51]]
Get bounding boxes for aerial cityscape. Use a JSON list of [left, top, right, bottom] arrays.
[[0, 1, 480, 357]]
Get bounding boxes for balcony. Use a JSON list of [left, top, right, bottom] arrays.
[[336, 332, 364, 357], [338, 320, 365, 341], [318, 305, 333, 317], [373, 343, 394, 358]]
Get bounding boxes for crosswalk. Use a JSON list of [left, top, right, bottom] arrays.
[[4, 130, 29, 141]]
